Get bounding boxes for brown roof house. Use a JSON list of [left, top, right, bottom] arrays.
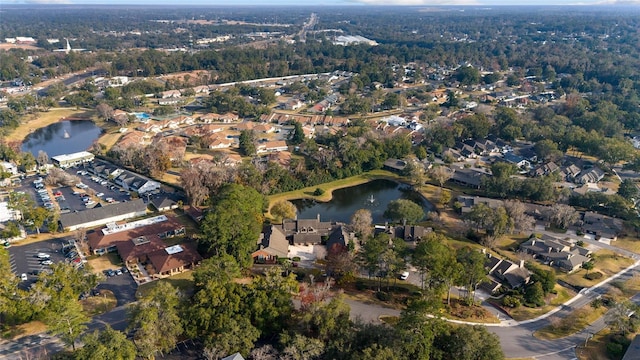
[[118, 236, 202, 278], [87, 215, 186, 255], [252, 225, 290, 264]]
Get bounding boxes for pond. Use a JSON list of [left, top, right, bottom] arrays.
[[21, 120, 103, 158], [291, 179, 434, 224]]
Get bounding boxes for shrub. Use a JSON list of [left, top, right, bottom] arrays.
[[313, 188, 325, 196], [606, 342, 625, 358], [376, 291, 391, 301], [576, 240, 585, 247], [585, 272, 603, 280], [502, 295, 522, 308], [355, 281, 368, 291], [292, 256, 301, 262]]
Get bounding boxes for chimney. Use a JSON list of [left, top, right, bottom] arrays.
[[519, 259, 525, 268]]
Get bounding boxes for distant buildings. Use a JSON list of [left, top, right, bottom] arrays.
[[332, 35, 378, 46]]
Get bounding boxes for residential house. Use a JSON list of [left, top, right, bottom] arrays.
[[480, 251, 530, 293], [221, 354, 245, 360], [114, 170, 161, 195], [233, 122, 255, 131], [254, 124, 275, 134], [383, 158, 408, 173], [150, 195, 180, 212], [199, 113, 220, 123], [219, 113, 240, 123], [257, 140, 288, 154], [575, 167, 605, 184], [520, 236, 591, 272], [562, 164, 582, 181], [252, 225, 290, 264], [581, 212, 622, 240], [450, 168, 490, 189], [60, 198, 148, 232], [393, 225, 432, 242], [161, 90, 181, 99], [456, 195, 505, 214], [282, 215, 337, 245], [503, 152, 531, 169], [284, 98, 304, 110], [530, 162, 559, 177]]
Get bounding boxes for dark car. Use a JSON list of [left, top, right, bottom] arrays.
[[106, 269, 116, 277]]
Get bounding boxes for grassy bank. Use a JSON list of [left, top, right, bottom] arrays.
[[6, 108, 97, 143]]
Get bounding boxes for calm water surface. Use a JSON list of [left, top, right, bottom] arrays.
[[291, 179, 434, 224], [21, 120, 103, 157]]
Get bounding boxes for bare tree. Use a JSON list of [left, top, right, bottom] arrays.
[[504, 200, 535, 233], [250, 344, 280, 360], [96, 102, 114, 121], [430, 165, 453, 188], [36, 150, 49, 168], [549, 204, 579, 229], [202, 346, 225, 360], [350, 208, 373, 242]]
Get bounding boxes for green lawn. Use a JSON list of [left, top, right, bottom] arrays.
[[501, 285, 574, 322], [136, 271, 194, 298], [558, 250, 634, 289]]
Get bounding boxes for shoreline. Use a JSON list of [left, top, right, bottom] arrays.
[[5, 108, 98, 145], [266, 170, 440, 218]]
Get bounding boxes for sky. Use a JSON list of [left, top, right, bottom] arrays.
[[3, 0, 640, 5]]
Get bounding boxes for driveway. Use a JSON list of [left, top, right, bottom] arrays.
[[96, 270, 138, 306], [345, 299, 401, 323]]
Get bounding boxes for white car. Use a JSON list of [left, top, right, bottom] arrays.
[[96, 192, 104, 197], [35, 253, 50, 259], [40, 260, 53, 266], [85, 201, 96, 206], [21, 273, 28, 281], [399, 271, 410, 280]]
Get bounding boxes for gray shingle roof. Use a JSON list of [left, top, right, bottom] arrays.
[[60, 199, 147, 228]]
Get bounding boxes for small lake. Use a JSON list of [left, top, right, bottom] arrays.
[[291, 179, 434, 224], [21, 120, 103, 158]]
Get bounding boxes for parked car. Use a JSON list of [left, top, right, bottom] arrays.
[[96, 192, 104, 197], [40, 260, 53, 266], [85, 201, 96, 206], [21, 273, 28, 281], [115, 269, 123, 276], [53, 191, 62, 196], [35, 253, 50, 259], [106, 269, 116, 277], [399, 271, 410, 280]]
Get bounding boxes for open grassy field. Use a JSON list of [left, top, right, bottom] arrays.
[[575, 329, 614, 360]]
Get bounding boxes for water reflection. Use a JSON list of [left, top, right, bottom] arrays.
[[21, 120, 103, 157], [291, 179, 434, 224]]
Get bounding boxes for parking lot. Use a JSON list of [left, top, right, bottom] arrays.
[[8, 238, 68, 288], [8, 237, 138, 304]]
